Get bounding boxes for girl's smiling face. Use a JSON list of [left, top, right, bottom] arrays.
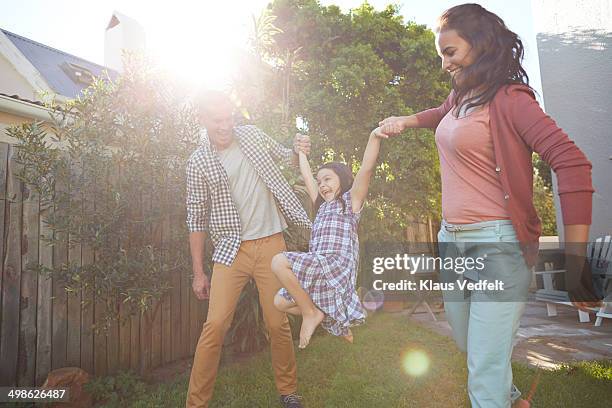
[[316, 168, 341, 202]]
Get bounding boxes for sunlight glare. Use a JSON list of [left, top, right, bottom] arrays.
[[145, 2, 252, 90], [401, 349, 430, 377]]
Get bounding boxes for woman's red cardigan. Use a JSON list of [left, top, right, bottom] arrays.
[[416, 84, 594, 266]]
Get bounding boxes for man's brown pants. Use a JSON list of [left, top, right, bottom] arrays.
[[186, 233, 297, 407]]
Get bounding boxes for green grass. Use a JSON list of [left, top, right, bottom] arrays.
[[90, 313, 611, 407]]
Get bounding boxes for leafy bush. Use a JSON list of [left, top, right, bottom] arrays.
[[9, 56, 199, 373]]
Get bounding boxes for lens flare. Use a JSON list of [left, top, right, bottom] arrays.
[[362, 289, 384, 311], [402, 349, 430, 377]]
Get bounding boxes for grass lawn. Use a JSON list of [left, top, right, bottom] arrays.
[[90, 312, 611, 407]]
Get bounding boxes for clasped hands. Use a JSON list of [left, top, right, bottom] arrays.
[[294, 115, 407, 154], [371, 116, 408, 139], [293, 133, 311, 156]]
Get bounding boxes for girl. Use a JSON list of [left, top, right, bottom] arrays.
[[378, 4, 595, 408], [271, 128, 386, 349]]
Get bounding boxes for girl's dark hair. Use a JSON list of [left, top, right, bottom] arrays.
[[314, 162, 354, 214], [436, 3, 531, 115]]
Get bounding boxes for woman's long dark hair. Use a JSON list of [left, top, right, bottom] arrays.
[[314, 162, 354, 214], [436, 3, 531, 115]]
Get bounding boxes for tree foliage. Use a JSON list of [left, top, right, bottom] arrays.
[[9, 56, 200, 339], [236, 0, 450, 240]]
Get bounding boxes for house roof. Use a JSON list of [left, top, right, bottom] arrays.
[[1, 28, 117, 99], [0, 92, 45, 107]]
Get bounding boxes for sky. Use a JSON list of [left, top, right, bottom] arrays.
[[1, 0, 542, 92], [1, 1, 447, 65]]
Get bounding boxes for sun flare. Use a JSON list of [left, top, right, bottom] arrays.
[[145, 2, 253, 89]]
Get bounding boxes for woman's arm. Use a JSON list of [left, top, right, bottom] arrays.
[[298, 150, 319, 204], [379, 114, 420, 136], [350, 129, 385, 212], [510, 88, 594, 224], [509, 88, 599, 308], [378, 91, 455, 136], [564, 225, 602, 309]]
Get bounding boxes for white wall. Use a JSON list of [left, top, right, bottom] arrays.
[[0, 53, 36, 100], [533, 0, 612, 240]]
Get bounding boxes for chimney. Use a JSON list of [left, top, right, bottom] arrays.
[[104, 11, 146, 72]]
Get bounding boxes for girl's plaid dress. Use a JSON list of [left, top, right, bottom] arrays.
[[278, 190, 366, 336]]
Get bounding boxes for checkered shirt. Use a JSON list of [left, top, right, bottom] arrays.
[[278, 190, 366, 336], [186, 125, 312, 266]]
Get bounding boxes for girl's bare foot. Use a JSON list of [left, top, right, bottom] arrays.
[[512, 399, 530, 408], [299, 308, 324, 349], [342, 329, 353, 344]]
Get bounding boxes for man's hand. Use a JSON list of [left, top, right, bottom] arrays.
[[192, 273, 210, 300], [293, 133, 311, 156], [378, 116, 407, 137]]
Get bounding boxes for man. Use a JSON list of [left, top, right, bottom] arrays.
[[185, 90, 311, 408]]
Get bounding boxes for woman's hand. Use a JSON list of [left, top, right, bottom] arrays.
[[564, 253, 603, 311], [378, 116, 408, 136], [371, 127, 389, 139]]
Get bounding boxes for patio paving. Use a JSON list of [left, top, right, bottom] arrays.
[[403, 295, 612, 369]]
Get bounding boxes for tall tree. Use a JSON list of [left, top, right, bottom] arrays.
[[235, 0, 450, 239]]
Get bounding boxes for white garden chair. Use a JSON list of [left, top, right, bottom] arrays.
[[589, 236, 612, 326], [535, 235, 611, 325]]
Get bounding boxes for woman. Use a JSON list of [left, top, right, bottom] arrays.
[[379, 4, 595, 407]]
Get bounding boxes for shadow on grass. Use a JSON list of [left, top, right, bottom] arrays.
[[88, 313, 611, 407]]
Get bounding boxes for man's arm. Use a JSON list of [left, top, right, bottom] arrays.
[[186, 158, 211, 300], [189, 231, 210, 299]]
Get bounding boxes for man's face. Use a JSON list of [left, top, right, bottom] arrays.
[[201, 102, 235, 150]]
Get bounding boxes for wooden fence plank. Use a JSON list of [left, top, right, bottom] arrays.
[[159, 204, 172, 365], [17, 186, 39, 386], [0, 142, 8, 196], [105, 167, 120, 376], [151, 298, 162, 369], [139, 309, 152, 375], [129, 312, 140, 372], [118, 302, 131, 371], [170, 219, 182, 362], [161, 290, 172, 364], [51, 177, 68, 370], [66, 234, 82, 367], [107, 307, 119, 375], [79, 194, 94, 375], [93, 289, 108, 376], [80, 253, 94, 375], [180, 256, 190, 359], [66, 178, 84, 369], [35, 206, 53, 385], [0, 143, 8, 377], [149, 193, 164, 368], [0, 146, 23, 386]]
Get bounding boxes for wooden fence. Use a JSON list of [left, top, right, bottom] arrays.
[[0, 142, 208, 386]]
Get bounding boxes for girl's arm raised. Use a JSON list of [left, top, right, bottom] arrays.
[[350, 128, 385, 212], [299, 150, 319, 204]]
